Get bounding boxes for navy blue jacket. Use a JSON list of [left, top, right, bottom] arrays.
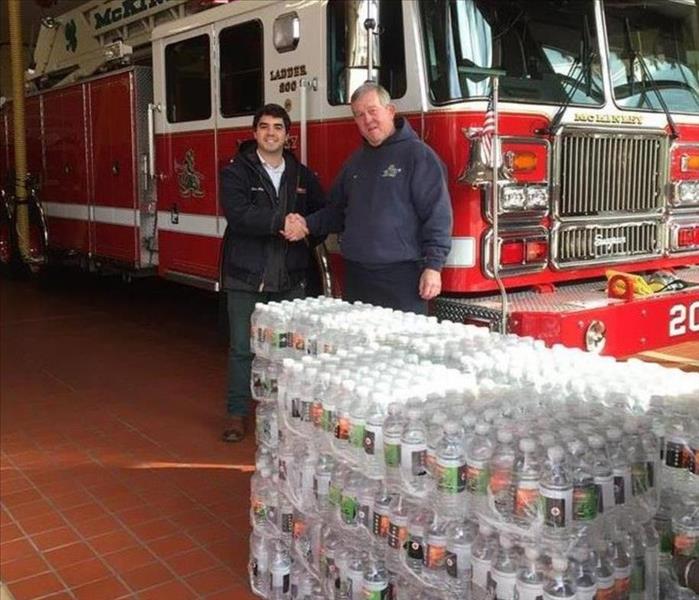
[[219, 141, 325, 290], [305, 118, 452, 271]]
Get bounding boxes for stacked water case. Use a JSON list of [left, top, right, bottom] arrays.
[[246, 297, 699, 600]]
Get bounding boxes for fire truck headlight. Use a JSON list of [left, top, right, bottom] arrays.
[[675, 181, 699, 206], [525, 185, 549, 210], [501, 185, 527, 211]]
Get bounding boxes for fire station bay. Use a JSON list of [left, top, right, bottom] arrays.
[[1, 1, 699, 599]]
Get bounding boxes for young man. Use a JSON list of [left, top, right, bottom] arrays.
[[219, 104, 324, 442], [283, 82, 452, 314]]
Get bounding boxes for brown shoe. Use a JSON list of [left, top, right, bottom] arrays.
[[222, 416, 246, 443]]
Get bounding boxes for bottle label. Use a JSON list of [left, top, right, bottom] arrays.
[[472, 555, 490, 588], [372, 510, 390, 538], [311, 402, 323, 428], [466, 459, 490, 495], [301, 399, 312, 423], [362, 584, 388, 600], [329, 482, 342, 506], [575, 586, 595, 600], [595, 578, 615, 600], [613, 469, 631, 505], [689, 445, 698, 475], [630, 556, 645, 595], [314, 473, 330, 499], [281, 511, 293, 534], [514, 581, 543, 600], [270, 570, 290, 593], [335, 416, 350, 440], [291, 397, 301, 419], [292, 518, 305, 539], [252, 499, 267, 523], [358, 503, 371, 529], [614, 566, 631, 600], [514, 480, 539, 521], [387, 521, 407, 550], [293, 332, 304, 351], [492, 569, 516, 600], [645, 461, 655, 489], [341, 494, 358, 525], [541, 487, 572, 528], [424, 543, 446, 569], [350, 421, 365, 448], [573, 483, 598, 522], [363, 428, 377, 456], [436, 457, 467, 494], [401, 443, 427, 477], [673, 532, 699, 557], [594, 475, 614, 514], [543, 592, 574, 600], [384, 440, 401, 468], [322, 408, 335, 433], [408, 537, 424, 562], [665, 439, 688, 469], [445, 550, 458, 578]]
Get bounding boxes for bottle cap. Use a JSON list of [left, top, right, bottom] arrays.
[[524, 546, 540, 560], [520, 438, 536, 453], [497, 430, 513, 444], [588, 434, 604, 448], [475, 422, 490, 436], [551, 556, 568, 571], [547, 446, 565, 463], [444, 422, 461, 436], [606, 427, 622, 441]]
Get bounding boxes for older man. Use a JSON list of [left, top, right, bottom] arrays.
[[283, 82, 452, 314]]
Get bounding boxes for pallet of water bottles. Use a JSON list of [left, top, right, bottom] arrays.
[[246, 297, 699, 600]]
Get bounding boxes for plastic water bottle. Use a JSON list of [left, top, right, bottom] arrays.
[[249, 530, 269, 597], [269, 540, 292, 599], [643, 520, 660, 600], [570, 546, 597, 600], [568, 439, 597, 525], [314, 453, 334, 514], [426, 411, 448, 477], [362, 557, 389, 600], [491, 534, 518, 600], [591, 542, 615, 600], [512, 438, 541, 525], [364, 392, 387, 477], [387, 494, 410, 573], [543, 556, 576, 599], [383, 403, 405, 487], [423, 514, 448, 588], [472, 523, 497, 598], [610, 528, 632, 600], [587, 435, 615, 517], [466, 422, 494, 504], [515, 546, 545, 600], [400, 407, 428, 495], [405, 504, 432, 574], [445, 519, 475, 596], [539, 446, 573, 535], [490, 429, 516, 519], [607, 427, 632, 508], [435, 421, 467, 518]]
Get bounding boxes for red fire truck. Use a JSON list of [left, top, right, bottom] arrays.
[[1, 0, 698, 356]]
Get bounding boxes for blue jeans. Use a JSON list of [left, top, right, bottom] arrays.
[[225, 286, 304, 417]]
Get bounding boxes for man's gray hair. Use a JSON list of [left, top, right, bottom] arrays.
[[350, 82, 392, 106]]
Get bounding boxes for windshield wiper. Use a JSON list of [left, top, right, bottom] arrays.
[[539, 15, 595, 136], [624, 17, 679, 139]]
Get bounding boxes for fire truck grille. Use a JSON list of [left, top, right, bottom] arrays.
[[558, 132, 666, 217], [553, 221, 663, 267]]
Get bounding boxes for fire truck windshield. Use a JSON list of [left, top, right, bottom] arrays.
[[419, 0, 603, 106], [604, 0, 699, 114]]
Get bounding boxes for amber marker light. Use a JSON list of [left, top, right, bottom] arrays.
[[507, 150, 538, 173], [680, 153, 699, 172]]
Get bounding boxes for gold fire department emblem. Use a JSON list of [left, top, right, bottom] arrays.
[[175, 149, 204, 198]]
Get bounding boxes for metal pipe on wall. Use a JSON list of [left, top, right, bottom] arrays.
[[8, 0, 28, 260]]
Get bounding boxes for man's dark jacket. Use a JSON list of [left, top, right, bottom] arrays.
[[219, 140, 325, 291]]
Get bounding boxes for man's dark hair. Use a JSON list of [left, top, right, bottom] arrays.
[[252, 104, 291, 132]]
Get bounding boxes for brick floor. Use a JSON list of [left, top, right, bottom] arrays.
[[1, 273, 256, 599]]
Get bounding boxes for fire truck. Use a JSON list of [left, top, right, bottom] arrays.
[[1, 0, 698, 357]]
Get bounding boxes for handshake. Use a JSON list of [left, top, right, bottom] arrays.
[[280, 213, 309, 242]]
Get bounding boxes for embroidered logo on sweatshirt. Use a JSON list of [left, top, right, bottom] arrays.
[[381, 164, 402, 178]]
